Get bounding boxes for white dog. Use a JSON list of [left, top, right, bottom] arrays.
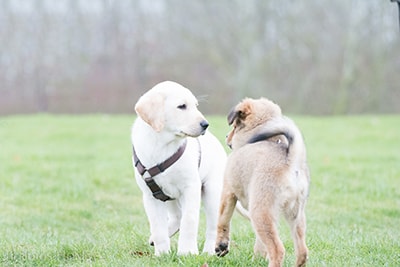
[[131, 81, 226, 255]]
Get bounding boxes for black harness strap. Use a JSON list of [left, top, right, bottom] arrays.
[[132, 140, 187, 202], [143, 177, 172, 202]]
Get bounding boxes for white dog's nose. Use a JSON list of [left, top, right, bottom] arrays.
[[200, 120, 209, 130]]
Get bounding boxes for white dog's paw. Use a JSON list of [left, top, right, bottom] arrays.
[[202, 240, 216, 255], [154, 240, 171, 256], [154, 247, 170, 256], [177, 247, 199, 255], [177, 236, 199, 255], [177, 240, 199, 255]]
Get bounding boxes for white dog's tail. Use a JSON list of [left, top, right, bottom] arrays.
[[247, 116, 306, 165]]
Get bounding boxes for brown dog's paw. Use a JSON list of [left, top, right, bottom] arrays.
[[215, 242, 229, 257]]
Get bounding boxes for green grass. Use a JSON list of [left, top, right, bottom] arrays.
[[0, 114, 399, 266]]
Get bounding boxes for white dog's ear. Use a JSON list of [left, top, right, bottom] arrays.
[[135, 92, 165, 132]]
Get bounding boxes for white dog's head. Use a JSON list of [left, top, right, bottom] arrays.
[[135, 81, 209, 137]]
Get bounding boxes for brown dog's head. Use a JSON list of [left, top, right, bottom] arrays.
[[226, 98, 283, 149]]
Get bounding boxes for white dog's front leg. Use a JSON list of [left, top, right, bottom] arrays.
[[143, 195, 170, 256], [177, 183, 201, 255]]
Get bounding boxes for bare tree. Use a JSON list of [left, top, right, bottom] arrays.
[[0, 0, 399, 114]]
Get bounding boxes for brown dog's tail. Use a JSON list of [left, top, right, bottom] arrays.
[[248, 129, 293, 146], [247, 116, 305, 162]]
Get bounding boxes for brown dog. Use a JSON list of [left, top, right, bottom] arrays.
[[215, 98, 310, 267]]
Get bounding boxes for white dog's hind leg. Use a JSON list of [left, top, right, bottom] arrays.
[[235, 201, 250, 220], [148, 202, 181, 246], [201, 180, 222, 254], [143, 195, 170, 256], [167, 201, 181, 237], [149, 201, 181, 246]]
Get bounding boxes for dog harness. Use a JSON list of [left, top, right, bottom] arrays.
[[132, 139, 202, 202]]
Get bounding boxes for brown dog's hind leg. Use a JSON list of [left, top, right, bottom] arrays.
[[285, 205, 308, 267], [250, 209, 285, 267], [254, 236, 268, 258], [215, 191, 237, 257]]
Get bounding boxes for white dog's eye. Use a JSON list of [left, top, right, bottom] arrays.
[[177, 104, 187, 110]]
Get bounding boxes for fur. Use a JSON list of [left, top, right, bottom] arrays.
[[131, 81, 226, 255], [215, 98, 310, 267]]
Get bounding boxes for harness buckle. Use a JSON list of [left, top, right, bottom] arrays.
[[157, 164, 165, 173]]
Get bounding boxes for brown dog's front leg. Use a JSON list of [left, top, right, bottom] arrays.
[[215, 191, 237, 257]]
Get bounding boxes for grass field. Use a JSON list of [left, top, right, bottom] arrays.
[[0, 114, 399, 266]]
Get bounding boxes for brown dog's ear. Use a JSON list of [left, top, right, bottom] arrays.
[[227, 100, 252, 126], [135, 91, 165, 132], [227, 107, 238, 126]]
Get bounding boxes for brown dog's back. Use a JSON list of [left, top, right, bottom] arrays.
[[226, 141, 293, 212]]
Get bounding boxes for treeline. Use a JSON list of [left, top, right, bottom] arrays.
[[0, 0, 399, 115]]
